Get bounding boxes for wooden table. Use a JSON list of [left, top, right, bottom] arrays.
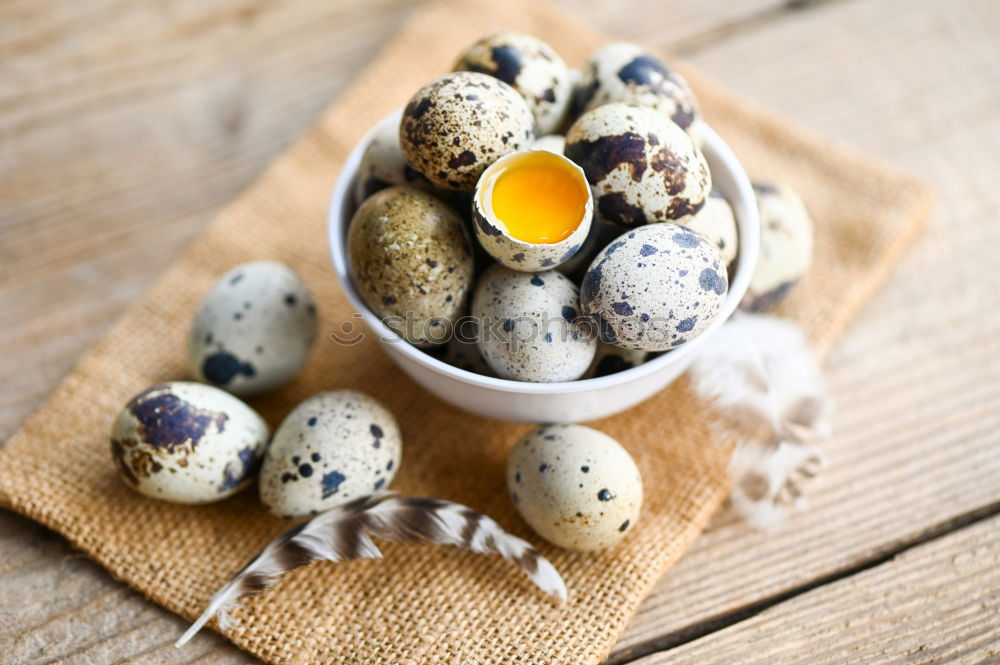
[[2, 1, 998, 662]]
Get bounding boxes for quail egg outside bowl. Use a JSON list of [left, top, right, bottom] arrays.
[[329, 108, 759, 423]]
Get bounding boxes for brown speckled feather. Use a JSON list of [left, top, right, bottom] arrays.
[[175, 492, 565, 647]]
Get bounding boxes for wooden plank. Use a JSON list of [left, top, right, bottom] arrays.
[[2, 0, 996, 663], [554, 0, 786, 52], [0, 2, 811, 663], [0, 0, 427, 442], [632, 514, 1000, 664], [0, 511, 254, 664], [610, 0, 1000, 659]]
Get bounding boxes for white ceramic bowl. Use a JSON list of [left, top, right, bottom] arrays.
[[329, 109, 759, 423]]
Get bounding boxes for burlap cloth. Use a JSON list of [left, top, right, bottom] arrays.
[[0, 1, 933, 663]]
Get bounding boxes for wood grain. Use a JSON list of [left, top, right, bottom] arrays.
[[0, 0, 788, 443], [1, 0, 997, 663], [611, 0, 1000, 659], [633, 515, 1000, 664]]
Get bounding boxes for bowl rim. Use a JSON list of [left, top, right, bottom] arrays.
[[328, 109, 759, 396]]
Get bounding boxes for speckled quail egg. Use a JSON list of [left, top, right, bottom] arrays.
[[584, 342, 649, 378], [400, 71, 534, 191], [354, 115, 434, 206], [110, 382, 269, 504], [565, 103, 710, 227], [742, 182, 814, 312], [259, 390, 402, 519], [348, 186, 475, 347], [188, 261, 317, 396], [531, 134, 566, 154], [581, 224, 728, 351], [507, 424, 642, 551], [682, 190, 739, 266], [573, 42, 699, 133], [472, 150, 592, 272], [471, 265, 596, 382], [454, 33, 572, 135]]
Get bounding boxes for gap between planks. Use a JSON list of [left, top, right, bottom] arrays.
[[608, 500, 1000, 665], [666, 0, 853, 56]]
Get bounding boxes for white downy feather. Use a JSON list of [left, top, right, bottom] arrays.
[[688, 312, 831, 529]]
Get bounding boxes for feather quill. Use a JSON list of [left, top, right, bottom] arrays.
[[175, 492, 565, 647], [688, 312, 830, 530]]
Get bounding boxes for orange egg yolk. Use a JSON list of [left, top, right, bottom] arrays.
[[489, 152, 589, 244]]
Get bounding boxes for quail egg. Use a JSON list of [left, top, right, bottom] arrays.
[[188, 261, 317, 396], [454, 33, 572, 135], [584, 342, 649, 378], [573, 42, 699, 133], [472, 149, 592, 272], [507, 424, 642, 551], [581, 224, 728, 351], [348, 186, 474, 347], [742, 182, 814, 311], [471, 265, 596, 382], [110, 382, 269, 504], [259, 390, 402, 519], [682, 190, 738, 266], [400, 71, 534, 191], [565, 103, 710, 226], [354, 115, 434, 205]]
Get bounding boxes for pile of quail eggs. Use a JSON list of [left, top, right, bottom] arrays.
[[108, 256, 643, 550], [111, 260, 402, 519], [349, 34, 814, 383], [107, 34, 815, 556]]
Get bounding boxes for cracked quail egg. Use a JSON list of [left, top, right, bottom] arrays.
[[188, 261, 318, 396], [682, 190, 738, 267], [110, 382, 269, 504], [580, 224, 727, 351], [400, 71, 534, 191], [565, 103, 710, 227], [742, 182, 814, 311], [348, 186, 474, 347], [573, 42, 699, 134], [259, 390, 402, 519], [507, 424, 642, 551], [472, 149, 592, 272], [454, 32, 572, 136], [354, 115, 434, 205], [471, 265, 596, 382]]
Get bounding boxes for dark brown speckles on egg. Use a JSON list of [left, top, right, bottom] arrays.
[[574, 42, 699, 132], [400, 72, 534, 191], [128, 384, 228, 453], [259, 390, 401, 518], [188, 261, 317, 396], [506, 424, 643, 551], [565, 103, 709, 227], [470, 265, 596, 381], [581, 225, 726, 351], [347, 186, 474, 347], [110, 382, 269, 503]]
